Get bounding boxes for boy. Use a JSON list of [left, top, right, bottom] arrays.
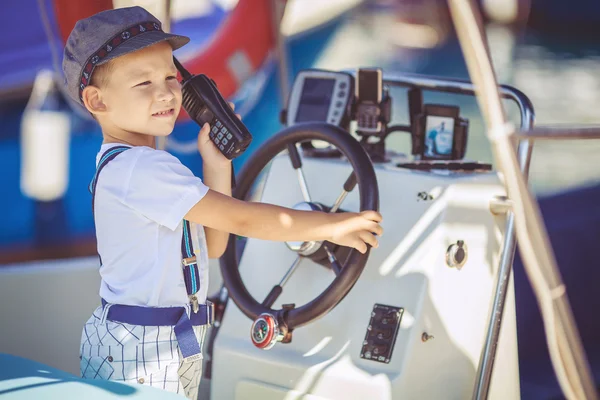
[[62, 6, 383, 399]]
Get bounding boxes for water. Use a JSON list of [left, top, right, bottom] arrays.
[[309, 4, 600, 197]]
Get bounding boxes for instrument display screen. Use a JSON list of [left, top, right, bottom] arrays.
[[424, 115, 455, 158], [286, 69, 354, 127], [295, 78, 335, 123]]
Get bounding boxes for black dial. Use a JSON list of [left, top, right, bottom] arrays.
[[252, 319, 269, 343]]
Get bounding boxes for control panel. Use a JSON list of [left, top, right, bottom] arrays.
[[360, 304, 403, 364]]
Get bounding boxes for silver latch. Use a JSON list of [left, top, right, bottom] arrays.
[[182, 256, 197, 266], [190, 295, 199, 313], [207, 300, 214, 326]]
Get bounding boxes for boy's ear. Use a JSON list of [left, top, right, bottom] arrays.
[[82, 85, 107, 115]]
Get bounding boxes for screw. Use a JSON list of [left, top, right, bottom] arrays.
[[422, 332, 434, 342]]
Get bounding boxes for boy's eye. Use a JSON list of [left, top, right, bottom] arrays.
[[167, 76, 177, 81], [135, 81, 151, 87]]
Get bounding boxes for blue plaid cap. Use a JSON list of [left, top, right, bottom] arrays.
[[62, 6, 189, 106]]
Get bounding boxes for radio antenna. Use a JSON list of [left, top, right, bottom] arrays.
[[173, 56, 192, 81]]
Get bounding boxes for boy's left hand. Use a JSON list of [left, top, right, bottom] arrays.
[[197, 102, 241, 168]]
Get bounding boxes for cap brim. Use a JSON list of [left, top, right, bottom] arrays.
[[97, 30, 190, 66]]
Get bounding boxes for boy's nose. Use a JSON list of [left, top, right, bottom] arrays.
[[156, 84, 175, 102]]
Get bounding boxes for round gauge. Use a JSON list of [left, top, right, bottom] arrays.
[[252, 318, 269, 344], [250, 313, 280, 350]]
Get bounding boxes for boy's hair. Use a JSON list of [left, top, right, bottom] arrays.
[[86, 60, 114, 121], [61, 6, 189, 111], [89, 60, 114, 90]]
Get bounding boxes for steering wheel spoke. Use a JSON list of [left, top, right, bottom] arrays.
[[330, 172, 357, 213], [279, 256, 303, 287], [287, 143, 312, 202], [262, 285, 283, 308], [323, 244, 343, 276], [261, 256, 303, 308]]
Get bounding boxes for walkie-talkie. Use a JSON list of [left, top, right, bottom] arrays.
[[173, 57, 252, 160]]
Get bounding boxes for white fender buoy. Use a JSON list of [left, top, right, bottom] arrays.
[[20, 70, 71, 201], [481, 0, 531, 25]]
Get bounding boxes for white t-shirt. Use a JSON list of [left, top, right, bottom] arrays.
[[93, 143, 210, 307]]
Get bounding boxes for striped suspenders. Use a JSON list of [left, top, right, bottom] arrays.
[[89, 146, 212, 360], [89, 146, 203, 300]]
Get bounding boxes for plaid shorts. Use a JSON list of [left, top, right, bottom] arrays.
[[80, 305, 207, 399]]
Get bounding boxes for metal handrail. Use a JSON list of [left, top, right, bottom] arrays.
[[517, 127, 600, 140], [449, 0, 596, 398]]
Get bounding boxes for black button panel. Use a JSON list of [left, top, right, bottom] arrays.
[[360, 304, 403, 364], [328, 79, 350, 125], [209, 117, 235, 153]]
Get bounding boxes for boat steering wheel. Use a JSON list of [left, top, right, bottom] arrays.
[[220, 122, 379, 350]]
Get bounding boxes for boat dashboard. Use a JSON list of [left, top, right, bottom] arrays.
[[278, 67, 508, 172]]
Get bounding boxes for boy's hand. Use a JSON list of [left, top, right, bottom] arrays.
[[329, 210, 383, 254], [197, 102, 241, 168]]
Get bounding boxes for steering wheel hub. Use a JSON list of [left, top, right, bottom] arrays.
[[285, 202, 324, 256]]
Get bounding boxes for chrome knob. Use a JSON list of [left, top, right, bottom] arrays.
[[446, 240, 467, 270]]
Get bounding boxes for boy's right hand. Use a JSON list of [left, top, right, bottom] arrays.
[[329, 211, 383, 254]]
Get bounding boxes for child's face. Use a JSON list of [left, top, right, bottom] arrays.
[[95, 41, 182, 137]]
